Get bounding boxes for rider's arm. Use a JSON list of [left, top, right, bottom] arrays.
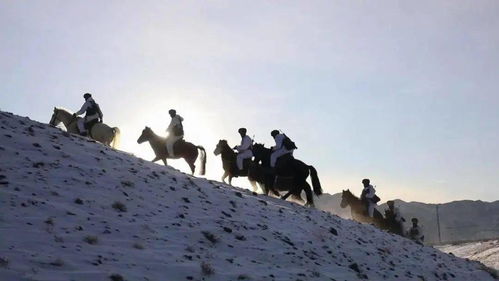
[[364, 186, 375, 199], [166, 116, 183, 132], [75, 101, 89, 116], [166, 117, 177, 132], [273, 134, 284, 150], [236, 136, 251, 151]]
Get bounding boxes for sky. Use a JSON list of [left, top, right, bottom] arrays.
[[1, 0, 498, 203]]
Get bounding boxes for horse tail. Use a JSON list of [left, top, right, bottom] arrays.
[[308, 165, 322, 196], [197, 146, 206, 175], [111, 127, 121, 149]]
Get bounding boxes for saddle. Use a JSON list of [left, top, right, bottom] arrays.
[[84, 119, 99, 131], [275, 153, 295, 175], [231, 158, 252, 177], [168, 138, 186, 158], [82, 119, 100, 137]]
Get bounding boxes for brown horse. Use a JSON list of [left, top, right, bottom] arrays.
[[137, 127, 206, 175], [213, 140, 261, 192], [340, 189, 386, 228]]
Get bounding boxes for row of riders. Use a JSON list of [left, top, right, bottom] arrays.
[[50, 93, 423, 244]]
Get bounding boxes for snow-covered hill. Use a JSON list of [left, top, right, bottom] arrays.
[[0, 111, 496, 281], [437, 240, 499, 271]]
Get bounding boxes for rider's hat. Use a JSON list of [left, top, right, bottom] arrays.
[[168, 109, 176, 115], [271, 130, 279, 137], [83, 93, 92, 99], [362, 178, 370, 185], [238, 128, 247, 134]]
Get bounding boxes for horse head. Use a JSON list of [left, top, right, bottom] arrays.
[[49, 107, 59, 126], [213, 139, 228, 156], [137, 126, 153, 144], [50, 107, 74, 127], [252, 143, 270, 163], [340, 189, 352, 208]]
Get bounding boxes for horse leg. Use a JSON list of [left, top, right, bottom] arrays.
[[259, 182, 270, 196], [184, 156, 195, 175], [291, 193, 305, 203], [221, 171, 229, 184], [228, 175, 233, 186], [249, 180, 259, 193], [302, 181, 314, 207], [162, 158, 168, 166], [151, 156, 160, 163], [281, 191, 292, 200]]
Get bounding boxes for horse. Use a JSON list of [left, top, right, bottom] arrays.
[[49, 107, 121, 148], [137, 127, 206, 175], [340, 189, 387, 228], [251, 143, 322, 207], [213, 140, 262, 192]]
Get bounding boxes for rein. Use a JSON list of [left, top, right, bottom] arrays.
[[55, 111, 78, 129]]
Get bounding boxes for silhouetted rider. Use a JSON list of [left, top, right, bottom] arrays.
[[166, 109, 184, 157], [407, 218, 424, 244], [73, 93, 102, 136], [360, 178, 377, 218], [233, 128, 253, 171], [270, 130, 295, 168], [385, 200, 405, 235]]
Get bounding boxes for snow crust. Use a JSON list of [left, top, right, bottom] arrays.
[[0, 111, 495, 281], [438, 240, 499, 271]]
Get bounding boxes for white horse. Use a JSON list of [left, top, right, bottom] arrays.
[[49, 107, 121, 148]]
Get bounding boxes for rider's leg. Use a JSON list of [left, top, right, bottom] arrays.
[[166, 135, 181, 157], [368, 202, 375, 217], [236, 154, 244, 171], [236, 150, 252, 170], [270, 149, 289, 167], [77, 119, 86, 135]]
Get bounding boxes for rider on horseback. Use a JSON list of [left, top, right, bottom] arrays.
[[360, 178, 378, 218], [166, 109, 184, 157], [73, 93, 103, 136], [407, 218, 424, 244], [270, 130, 295, 168], [385, 200, 405, 235], [233, 128, 253, 171]]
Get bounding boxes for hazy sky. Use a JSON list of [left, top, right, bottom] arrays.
[[1, 1, 498, 203]]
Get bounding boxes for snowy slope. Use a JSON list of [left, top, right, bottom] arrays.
[[0, 111, 496, 281], [437, 240, 499, 271]]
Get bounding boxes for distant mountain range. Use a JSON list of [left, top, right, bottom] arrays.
[[316, 192, 499, 244]]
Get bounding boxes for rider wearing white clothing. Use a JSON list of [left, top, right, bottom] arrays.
[[386, 200, 405, 234], [360, 179, 377, 218], [74, 93, 102, 136], [166, 109, 184, 157], [407, 218, 424, 244], [270, 130, 294, 168], [234, 128, 253, 171]]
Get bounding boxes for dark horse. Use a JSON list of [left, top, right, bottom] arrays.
[[251, 143, 322, 207], [137, 127, 206, 175], [340, 189, 386, 228], [213, 140, 260, 192]]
